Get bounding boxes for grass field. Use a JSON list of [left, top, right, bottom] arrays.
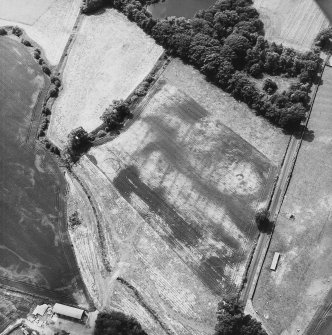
[[160, 59, 289, 166], [48, 8, 163, 149], [253, 66, 332, 335], [253, 0, 328, 51], [69, 80, 277, 334], [0, 0, 81, 65]]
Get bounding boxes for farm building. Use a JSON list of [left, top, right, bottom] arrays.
[[32, 304, 49, 316], [53, 303, 86, 322]]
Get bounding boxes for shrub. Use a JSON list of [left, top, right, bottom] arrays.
[[21, 39, 32, 47], [51, 75, 61, 87], [69, 211, 81, 228], [0, 28, 7, 36], [42, 65, 51, 76], [38, 129, 45, 137], [12, 26, 22, 37], [48, 86, 59, 98], [38, 58, 45, 65], [42, 107, 51, 115], [263, 78, 278, 94], [33, 51, 41, 59]]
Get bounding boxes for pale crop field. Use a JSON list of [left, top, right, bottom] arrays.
[[253, 66, 332, 335], [0, 0, 81, 65], [254, 0, 328, 51], [48, 8, 163, 149], [68, 81, 277, 334]]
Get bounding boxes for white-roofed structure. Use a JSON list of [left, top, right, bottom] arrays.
[[32, 304, 49, 316], [270, 252, 281, 271], [53, 303, 85, 321]]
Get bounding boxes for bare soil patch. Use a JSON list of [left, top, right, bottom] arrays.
[[253, 0, 328, 51], [48, 8, 163, 149], [253, 66, 332, 335], [0, 0, 81, 65]]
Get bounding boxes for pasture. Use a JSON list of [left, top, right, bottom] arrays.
[[253, 66, 332, 335], [48, 8, 163, 149], [0, 0, 81, 65], [253, 0, 328, 51], [73, 81, 277, 333]]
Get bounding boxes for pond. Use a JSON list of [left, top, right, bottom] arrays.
[[148, 0, 216, 19], [0, 37, 85, 304]]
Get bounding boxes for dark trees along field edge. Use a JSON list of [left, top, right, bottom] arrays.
[[104, 0, 322, 131]]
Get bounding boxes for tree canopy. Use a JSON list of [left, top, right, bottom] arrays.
[[94, 311, 147, 335], [215, 297, 267, 335]]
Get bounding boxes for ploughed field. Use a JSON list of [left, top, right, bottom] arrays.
[[91, 81, 276, 293], [0, 37, 86, 328]]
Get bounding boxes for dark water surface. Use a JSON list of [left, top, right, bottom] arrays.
[[148, 0, 216, 19], [0, 37, 82, 300]]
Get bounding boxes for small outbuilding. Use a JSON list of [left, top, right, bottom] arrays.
[[270, 252, 280, 271], [53, 303, 86, 322], [32, 304, 49, 317]]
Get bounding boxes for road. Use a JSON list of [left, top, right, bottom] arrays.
[[240, 135, 299, 303], [240, 55, 329, 305]]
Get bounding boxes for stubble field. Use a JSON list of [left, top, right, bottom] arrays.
[[0, 0, 81, 65], [253, 0, 328, 51], [48, 8, 163, 149], [253, 66, 332, 335]]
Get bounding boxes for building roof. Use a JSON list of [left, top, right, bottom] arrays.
[[32, 304, 48, 316], [53, 303, 85, 320]]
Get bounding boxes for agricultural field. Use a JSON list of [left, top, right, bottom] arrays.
[[48, 8, 163, 149], [160, 59, 289, 166], [70, 80, 278, 334], [253, 0, 328, 51], [0, 0, 81, 65], [253, 66, 332, 335]]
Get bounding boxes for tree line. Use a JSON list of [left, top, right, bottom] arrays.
[[103, 0, 322, 130], [94, 297, 267, 335]]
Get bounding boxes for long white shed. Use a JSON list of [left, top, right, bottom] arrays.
[[270, 252, 280, 271], [53, 303, 85, 320]]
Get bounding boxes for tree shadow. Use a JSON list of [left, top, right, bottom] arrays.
[[84, 7, 106, 16], [282, 125, 315, 142], [258, 221, 274, 235]]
